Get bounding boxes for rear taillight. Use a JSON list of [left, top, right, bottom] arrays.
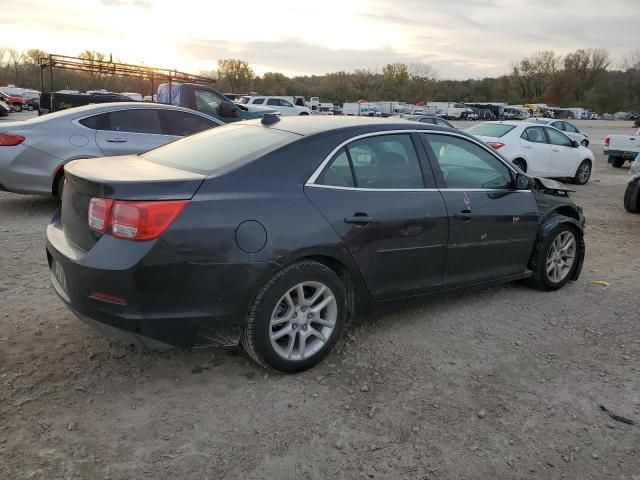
[[0, 133, 25, 146], [88, 198, 187, 241], [88, 198, 113, 233], [487, 142, 505, 150], [604, 136, 610, 147]]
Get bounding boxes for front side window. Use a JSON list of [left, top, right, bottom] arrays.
[[194, 89, 222, 115], [419, 117, 435, 124], [163, 111, 219, 136], [266, 98, 279, 106], [423, 134, 513, 190], [563, 122, 578, 133], [521, 126, 547, 144], [545, 127, 572, 147], [104, 109, 163, 134], [280, 99, 293, 107], [316, 134, 424, 189], [435, 118, 453, 127]]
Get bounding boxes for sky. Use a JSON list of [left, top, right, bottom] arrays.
[[0, 0, 637, 79]]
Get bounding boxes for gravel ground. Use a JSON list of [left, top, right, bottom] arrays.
[[0, 118, 639, 479]]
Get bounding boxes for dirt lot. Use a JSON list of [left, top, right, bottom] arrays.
[[0, 119, 639, 479]]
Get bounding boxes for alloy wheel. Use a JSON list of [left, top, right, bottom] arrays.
[[269, 281, 337, 361], [577, 162, 591, 184], [546, 231, 576, 283]]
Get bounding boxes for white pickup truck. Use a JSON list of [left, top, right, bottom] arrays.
[[604, 128, 640, 167]]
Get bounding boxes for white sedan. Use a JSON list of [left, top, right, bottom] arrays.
[[528, 118, 590, 146], [467, 121, 595, 185]]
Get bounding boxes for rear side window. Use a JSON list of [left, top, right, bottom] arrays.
[[79, 114, 105, 130], [316, 134, 424, 189], [252, 98, 265, 104], [104, 109, 163, 134], [144, 124, 299, 174], [162, 111, 219, 136], [419, 118, 435, 124], [316, 148, 354, 187], [466, 123, 516, 137], [521, 126, 547, 144]]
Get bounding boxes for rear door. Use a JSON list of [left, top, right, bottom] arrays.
[[95, 109, 168, 156], [305, 132, 449, 299], [421, 133, 538, 287], [519, 125, 552, 175], [544, 127, 579, 177]]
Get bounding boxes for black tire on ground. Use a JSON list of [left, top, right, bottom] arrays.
[[572, 160, 592, 185], [512, 158, 527, 172], [53, 171, 65, 199], [526, 221, 582, 291], [610, 157, 625, 168], [241, 260, 347, 373], [623, 176, 640, 213]]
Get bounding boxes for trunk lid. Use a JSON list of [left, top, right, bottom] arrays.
[[61, 155, 205, 251]]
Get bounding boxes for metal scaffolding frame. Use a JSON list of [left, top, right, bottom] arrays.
[[38, 53, 215, 105]]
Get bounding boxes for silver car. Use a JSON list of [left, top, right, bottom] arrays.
[[0, 102, 223, 196]]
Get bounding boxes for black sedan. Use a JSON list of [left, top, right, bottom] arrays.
[[47, 116, 585, 372]]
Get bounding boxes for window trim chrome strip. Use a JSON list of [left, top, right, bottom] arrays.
[[304, 128, 522, 189]]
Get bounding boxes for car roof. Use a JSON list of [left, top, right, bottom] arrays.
[[238, 115, 455, 136], [21, 102, 222, 125]]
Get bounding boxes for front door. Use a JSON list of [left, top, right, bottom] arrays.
[[305, 133, 449, 299], [420, 133, 539, 287], [95, 109, 168, 156], [544, 127, 579, 177]]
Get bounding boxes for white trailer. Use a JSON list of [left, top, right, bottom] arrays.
[[427, 102, 468, 119], [342, 102, 381, 117]]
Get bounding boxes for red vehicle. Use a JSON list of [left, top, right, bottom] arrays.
[[0, 92, 25, 112]]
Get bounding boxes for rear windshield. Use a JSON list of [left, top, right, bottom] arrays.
[[143, 124, 300, 174], [467, 123, 516, 138]]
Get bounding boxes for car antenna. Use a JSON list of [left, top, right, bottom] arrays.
[[261, 113, 280, 125]]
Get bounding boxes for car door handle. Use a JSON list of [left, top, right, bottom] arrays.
[[106, 138, 127, 143], [454, 210, 472, 222], [345, 213, 373, 225], [523, 145, 533, 149], [552, 148, 560, 152]]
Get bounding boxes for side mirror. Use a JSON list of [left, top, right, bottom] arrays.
[[218, 100, 239, 118], [515, 172, 531, 190], [570, 140, 579, 148]]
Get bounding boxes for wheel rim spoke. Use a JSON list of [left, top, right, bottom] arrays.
[[269, 281, 338, 362], [546, 231, 576, 283]]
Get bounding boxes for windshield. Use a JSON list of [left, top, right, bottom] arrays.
[[467, 123, 516, 138], [144, 124, 300, 174]]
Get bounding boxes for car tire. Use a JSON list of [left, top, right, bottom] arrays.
[[610, 157, 625, 168], [573, 160, 591, 185], [526, 221, 581, 291], [241, 260, 347, 373], [53, 171, 66, 199], [513, 158, 527, 172], [12, 103, 22, 112], [623, 176, 640, 213]]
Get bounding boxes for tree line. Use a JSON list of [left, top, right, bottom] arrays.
[[1, 47, 639, 113]]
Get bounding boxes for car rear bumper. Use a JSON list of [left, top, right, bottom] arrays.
[[46, 210, 278, 349], [604, 149, 637, 161]]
